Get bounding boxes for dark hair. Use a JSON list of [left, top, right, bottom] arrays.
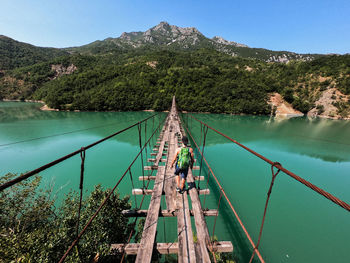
[[182, 136, 189, 145]]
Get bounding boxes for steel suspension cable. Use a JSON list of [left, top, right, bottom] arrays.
[[188, 114, 350, 213], [0, 113, 159, 192]]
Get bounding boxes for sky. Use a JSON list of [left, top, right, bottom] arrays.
[[1, 0, 349, 54]]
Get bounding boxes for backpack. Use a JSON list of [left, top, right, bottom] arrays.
[[177, 147, 191, 169]]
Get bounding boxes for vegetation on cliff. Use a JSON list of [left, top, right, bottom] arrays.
[[0, 35, 68, 70]]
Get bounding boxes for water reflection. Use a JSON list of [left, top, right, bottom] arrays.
[[184, 113, 350, 163], [0, 102, 164, 148]]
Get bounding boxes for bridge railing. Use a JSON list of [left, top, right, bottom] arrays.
[[180, 112, 350, 263], [0, 113, 167, 262], [180, 113, 264, 263]]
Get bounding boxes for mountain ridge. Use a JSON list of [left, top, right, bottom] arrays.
[[1, 22, 349, 119], [65, 21, 322, 63]]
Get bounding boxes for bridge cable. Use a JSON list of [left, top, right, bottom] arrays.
[[182, 116, 265, 263], [128, 168, 138, 209], [249, 162, 281, 263], [0, 113, 159, 192], [75, 147, 86, 239], [59, 114, 165, 263], [120, 123, 163, 262], [188, 114, 350, 213], [144, 120, 149, 189], [138, 123, 146, 190], [0, 121, 132, 148], [200, 126, 209, 205]]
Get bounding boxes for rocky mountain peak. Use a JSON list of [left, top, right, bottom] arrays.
[[153, 21, 171, 31], [212, 36, 248, 48], [69, 22, 318, 63], [147, 22, 202, 37]]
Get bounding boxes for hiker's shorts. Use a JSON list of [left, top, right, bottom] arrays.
[[174, 165, 189, 179]]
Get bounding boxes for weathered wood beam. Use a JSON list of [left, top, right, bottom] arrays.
[[111, 241, 233, 255], [139, 175, 203, 181], [139, 176, 157, 181], [187, 169, 211, 262], [176, 191, 197, 262], [150, 152, 167, 156], [132, 188, 209, 195], [135, 166, 165, 262], [148, 158, 167, 163], [144, 165, 158, 170], [122, 209, 218, 217]]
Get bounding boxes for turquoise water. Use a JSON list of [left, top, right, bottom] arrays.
[[183, 113, 350, 263], [1, 102, 349, 263], [0, 102, 164, 200]]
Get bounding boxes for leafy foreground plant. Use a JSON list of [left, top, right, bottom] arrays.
[[0, 173, 136, 262]]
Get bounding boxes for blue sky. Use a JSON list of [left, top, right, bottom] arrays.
[[1, 0, 349, 54]]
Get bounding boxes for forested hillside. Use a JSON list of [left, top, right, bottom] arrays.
[[0, 48, 349, 118], [0, 36, 68, 70]]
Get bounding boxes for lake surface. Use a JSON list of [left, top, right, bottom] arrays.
[[1, 102, 349, 263]]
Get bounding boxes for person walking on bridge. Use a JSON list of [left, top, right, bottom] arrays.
[[171, 136, 194, 193]]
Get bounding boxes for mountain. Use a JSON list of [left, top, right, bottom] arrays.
[[67, 22, 321, 62], [0, 22, 349, 119], [0, 36, 69, 70]]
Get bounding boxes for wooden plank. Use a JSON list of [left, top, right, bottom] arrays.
[[134, 121, 170, 262], [147, 158, 167, 163], [151, 152, 167, 156], [132, 189, 154, 195], [135, 166, 165, 262], [132, 188, 209, 195], [198, 189, 210, 195], [176, 188, 197, 262], [144, 166, 158, 170], [163, 123, 176, 212], [194, 176, 204, 181], [186, 169, 211, 262], [111, 241, 232, 255], [111, 242, 177, 255], [139, 176, 157, 181], [122, 209, 217, 217], [194, 243, 202, 263]]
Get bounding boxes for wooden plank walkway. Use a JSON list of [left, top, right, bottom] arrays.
[[112, 97, 233, 262]]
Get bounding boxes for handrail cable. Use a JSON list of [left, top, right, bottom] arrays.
[[249, 162, 281, 263], [0, 120, 141, 148], [58, 114, 165, 263], [0, 113, 159, 192], [182, 120, 265, 263], [188, 114, 350, 212]]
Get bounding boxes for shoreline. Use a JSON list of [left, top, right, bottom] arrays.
[[1, 99, 348, 120]]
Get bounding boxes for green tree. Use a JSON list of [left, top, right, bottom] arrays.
[[0, 174, 134, 263]]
